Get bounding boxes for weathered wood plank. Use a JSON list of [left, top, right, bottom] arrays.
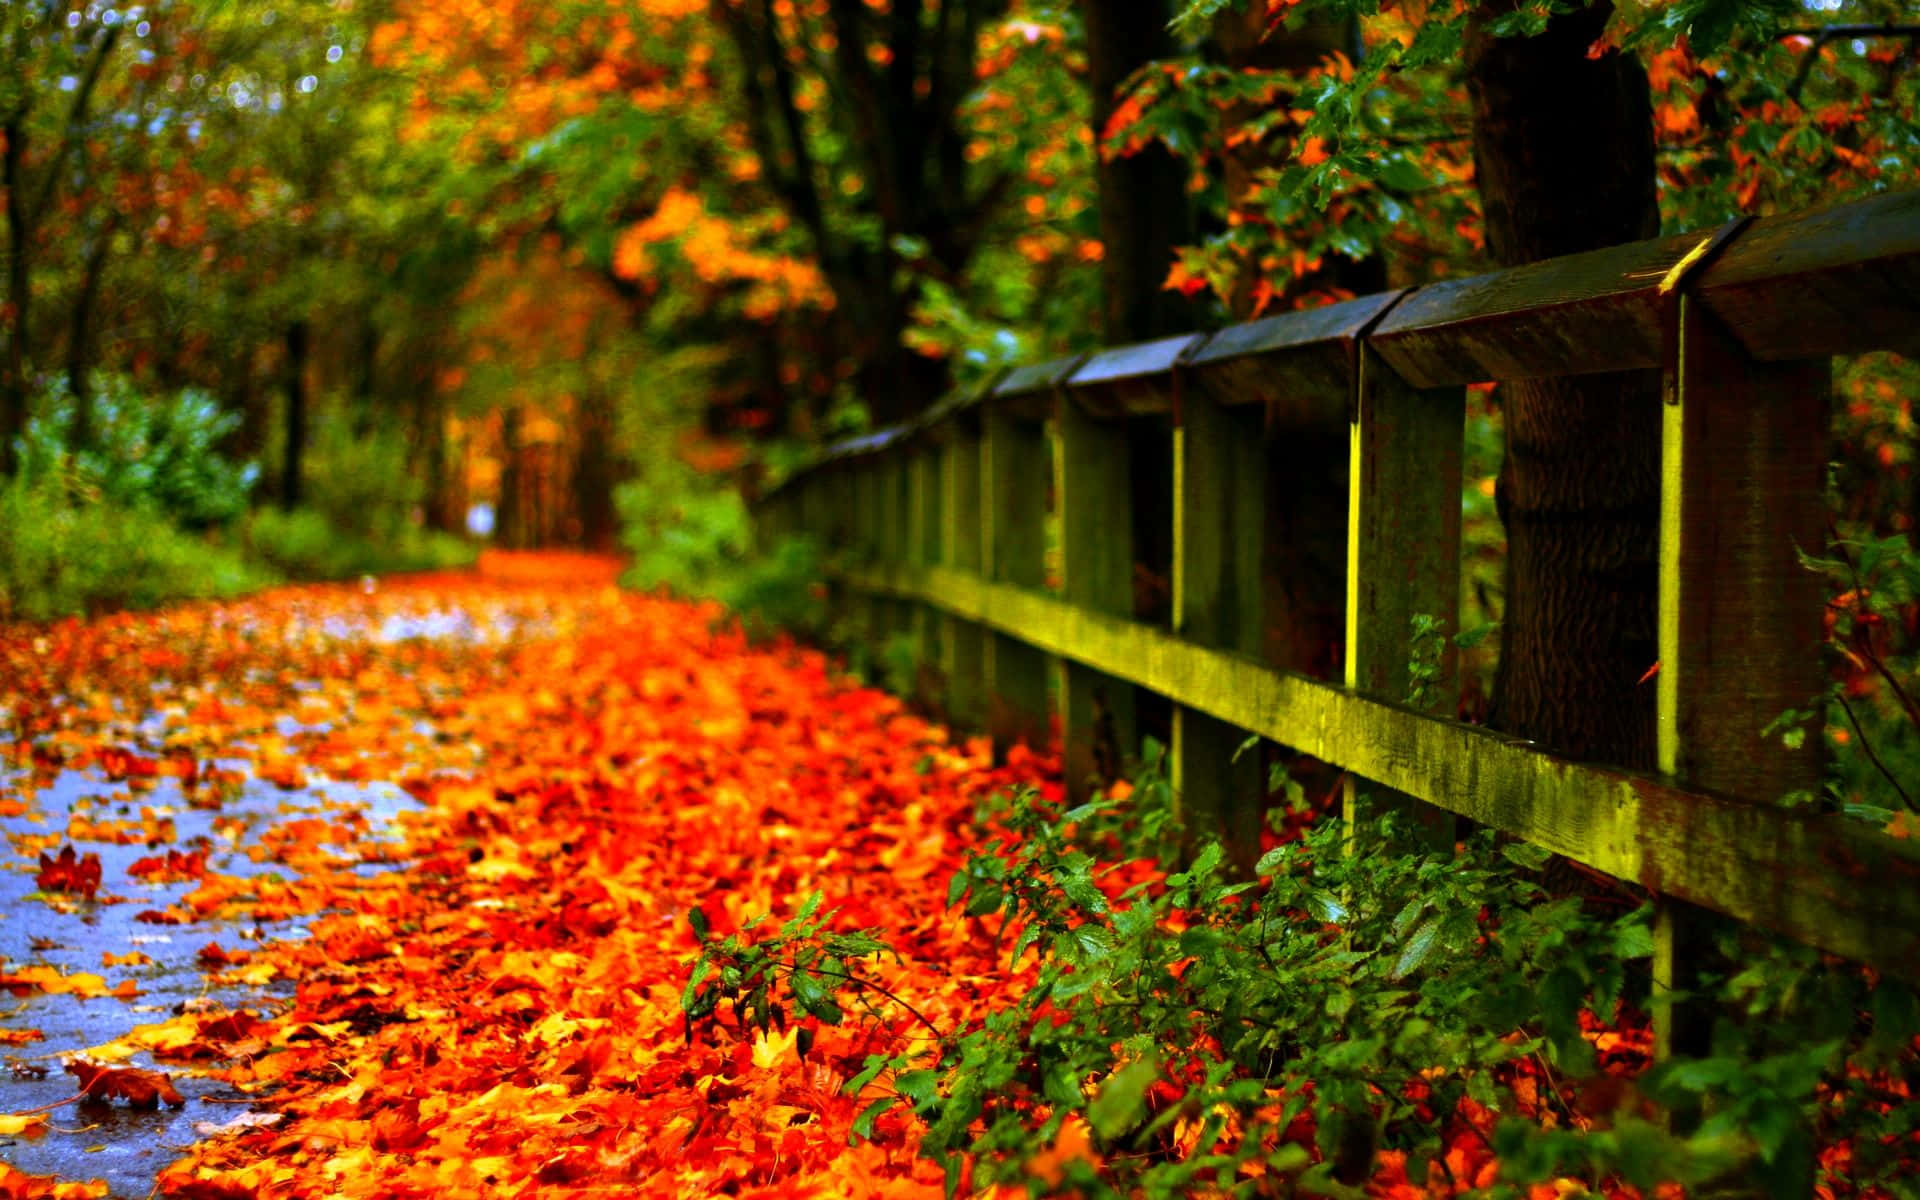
[[908, 447, 942, 709], [1653, 294, 1835, 1089], [994, 353, 1086, 422], [1696, 188, 1920, 362], [982, 408, 1053, 756], [1187, 290, 1405, 422], [1369, 229, 1713, 388], [838, 561, 1920, 983], [1344, 348, 1464, 847], [941, 424, 987, 730], [1064, 333, 1206, 417], [1173, 380, 1266, 865], [1058, 393, 1137, 802]]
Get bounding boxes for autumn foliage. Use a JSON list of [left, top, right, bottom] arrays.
[[2, 557, 1914, 1198]]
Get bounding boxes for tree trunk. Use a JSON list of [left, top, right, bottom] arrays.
[[1084, 0, 1198, 343], [1082, 0, 1204, 774], [1467, 2, 1661, 770], [574, 387, 618, 552], [2, 115, 29, 475], [66, 213, 118, 451], [353, 319, 379, 437], [280, 320, 310, 511], [498, 405, 523, 549]]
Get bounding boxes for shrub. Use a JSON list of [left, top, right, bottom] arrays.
[[17, 376, 257, 527], [242, 506, 475, 581], [0, 476, 272, 623], [617, 475, 824, 637], [299, 419, 428, 542]]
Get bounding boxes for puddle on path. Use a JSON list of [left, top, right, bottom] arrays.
[[0, 764, 418, 1197]]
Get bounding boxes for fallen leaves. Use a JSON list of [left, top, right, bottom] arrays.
[[0, 967, 134, 1000], [65, 1060, 186, 1109], [33, 847, 101, 900], [0, 1163, 107, 1200], [6, 552, 1868, 1200]]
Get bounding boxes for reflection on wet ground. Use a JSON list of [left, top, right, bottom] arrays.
[[0, 726, 418, 1195]]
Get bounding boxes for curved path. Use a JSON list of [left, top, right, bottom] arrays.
[[0, 554, 1053, 1199]]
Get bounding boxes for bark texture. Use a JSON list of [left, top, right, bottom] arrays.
[[1467, 2, 1662, 769], [1084, 0, 1197, 344], [281, 321, 311, 511]]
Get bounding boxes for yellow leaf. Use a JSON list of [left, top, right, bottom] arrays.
[[751, 1025, 799, 1070]]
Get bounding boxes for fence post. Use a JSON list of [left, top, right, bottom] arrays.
[[908, 443, 942, 709], [1343, 346, 1464, 848], [1654, 294, 1831, 1168], [983, 406, 1052, 757], [1057, 392, 1137, 805], [942, 416, 987, 730], [1172, 374, 1267, 866], [878, 454, 914, 659]]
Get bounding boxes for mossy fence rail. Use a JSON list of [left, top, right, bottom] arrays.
[[754, 189, 1920, 1041]]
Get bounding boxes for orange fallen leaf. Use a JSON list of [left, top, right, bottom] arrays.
[[34, 846, 101, 900], [65, 1060, 186, 1109]]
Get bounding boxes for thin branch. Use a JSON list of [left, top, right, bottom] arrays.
[[1835, 690, 1914, 811], [1785, 23, 1920, 101], [29, 24, 122, 229], [1826, 526, 1920, 732], [794, 961, 946, 1041]]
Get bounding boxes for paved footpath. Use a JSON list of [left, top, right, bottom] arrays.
[[0, 554, 1051, 1199]]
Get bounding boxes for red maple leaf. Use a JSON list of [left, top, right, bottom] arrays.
[[34, 846, 101, 900]]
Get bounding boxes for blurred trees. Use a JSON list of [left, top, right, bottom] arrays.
[[0, 0, 1911, 572]]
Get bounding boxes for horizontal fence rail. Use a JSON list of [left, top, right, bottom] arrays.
[[753, 189, 1920, 998]]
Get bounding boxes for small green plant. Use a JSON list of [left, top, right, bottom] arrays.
[[242, 506, 474, 581], [1407, 612, 1500, 712], [681, 772, 1920, 1199], [18, 376, 258, 527], [0, 475, 273, 623], [681, 891, 936, 1054]]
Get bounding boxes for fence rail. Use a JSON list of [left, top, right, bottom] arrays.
[[753, 189, 1920, 1001]]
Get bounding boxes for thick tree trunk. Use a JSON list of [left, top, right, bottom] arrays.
[[1084, 0, 1197, 343], [1467, 2, 1661, 769], [574, 387, 618, 552], [498, 405, 523, 549], [1082, 0, 1204, 775], [66, 213, 118, 451], [280, 321, 310, 511], [2, 115, 29, 475]]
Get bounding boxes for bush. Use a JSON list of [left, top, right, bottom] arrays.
[[616, 475, 824, 636], [299, 419, 428, 543], [17, 376, 257, 527], [242, 506, 475, 581], [0, 476, 273, 623]]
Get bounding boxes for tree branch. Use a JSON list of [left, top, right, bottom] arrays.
[[1784, 23, 1920, 102], [29, 24, 121, 229]]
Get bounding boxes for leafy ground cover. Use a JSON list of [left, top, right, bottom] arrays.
[[0, 554, 1912, 1199]]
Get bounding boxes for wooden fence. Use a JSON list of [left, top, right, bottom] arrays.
[[754, 190, 1920, 1028]]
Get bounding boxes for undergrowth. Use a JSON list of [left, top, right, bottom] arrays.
[[684, 772, 1920, 1199]]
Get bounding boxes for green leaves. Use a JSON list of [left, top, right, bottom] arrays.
[[680, 894, 899, 1046], [1087, 1057, 1159, 1140]]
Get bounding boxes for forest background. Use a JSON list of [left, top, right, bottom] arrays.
[[0, 0, 1915, 777]]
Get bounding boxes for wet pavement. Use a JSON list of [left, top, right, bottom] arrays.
[[0, 760, 417, 1196]]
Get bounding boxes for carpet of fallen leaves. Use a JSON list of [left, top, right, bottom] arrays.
[[0, 554, 1882, 1200], [1, 553, 1063, 1198]]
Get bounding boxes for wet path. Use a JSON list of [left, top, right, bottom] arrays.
[[0, 553, 1047, 1199], [0, 559, 604, 1197], [0, 766, 414, 1195]]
